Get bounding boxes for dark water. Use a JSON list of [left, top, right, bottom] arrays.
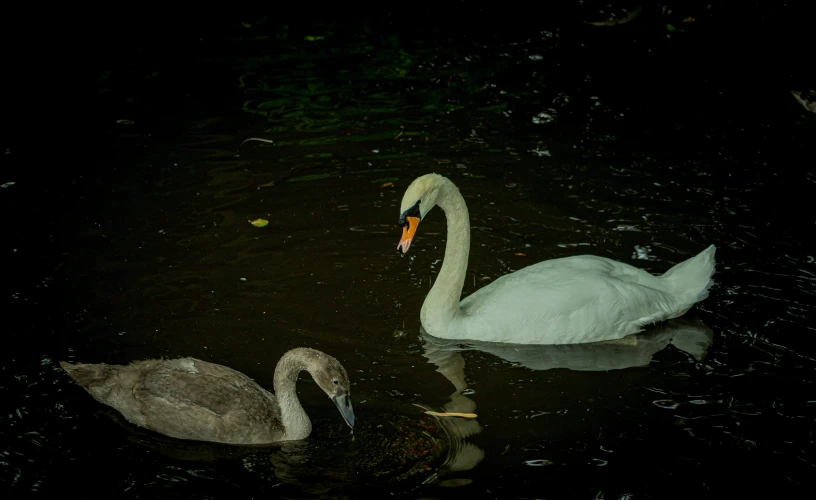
[[3, 3, 816, 498]]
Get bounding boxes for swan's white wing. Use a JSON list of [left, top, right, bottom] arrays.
[[457, 256, 683, 344]]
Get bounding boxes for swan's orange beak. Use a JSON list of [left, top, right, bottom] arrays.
[[398, 216, 420, 254]]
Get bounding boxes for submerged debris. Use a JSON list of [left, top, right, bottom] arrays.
[[791, 91, 816, 113], [584, 5, 643, 26]]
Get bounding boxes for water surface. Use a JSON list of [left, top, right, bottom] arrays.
[[2, 6, 815, 498]]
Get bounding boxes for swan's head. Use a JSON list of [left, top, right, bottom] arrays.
[[303, 349, 355, 429], [397, 173, 447, 254]]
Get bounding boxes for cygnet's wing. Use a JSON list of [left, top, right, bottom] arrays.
[[133, 358, 282, 444]]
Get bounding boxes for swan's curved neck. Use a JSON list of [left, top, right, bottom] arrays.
[[421, 181, 470, 333], [273, 352, 313, 440]]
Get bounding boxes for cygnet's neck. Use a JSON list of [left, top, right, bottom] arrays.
[[420, 179, 470, 334], [273, 349, 315, 440]]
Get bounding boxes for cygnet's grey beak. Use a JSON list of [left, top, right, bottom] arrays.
[[331, 390, 355, 428]]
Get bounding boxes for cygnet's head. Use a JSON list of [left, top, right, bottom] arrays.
[[292, 348, 355, 428]]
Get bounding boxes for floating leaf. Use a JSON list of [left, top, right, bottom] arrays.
[[249, 219, 269, 227], [240, 137, 275, 148], [304, 35, 325, 41], [381, 182, 394, 188], [515, 252, 527, 256], [424, 411, 478, 418]]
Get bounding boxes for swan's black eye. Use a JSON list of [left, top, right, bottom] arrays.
[[398, 200, 421, 227]]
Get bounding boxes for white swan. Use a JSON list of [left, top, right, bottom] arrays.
[[396, 173, 716, 345], [60, 348, 355, 445]]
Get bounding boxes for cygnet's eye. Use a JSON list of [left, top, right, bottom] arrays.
[[333, 379, 338, 385]]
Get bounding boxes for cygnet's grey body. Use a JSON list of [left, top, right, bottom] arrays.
[[59, 347, 355, 445]]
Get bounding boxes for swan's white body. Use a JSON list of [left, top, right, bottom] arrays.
[[398, 174, 716, 345]]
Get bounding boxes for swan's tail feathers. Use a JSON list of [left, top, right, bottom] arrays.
[[59, 361, 120, 399], [660, 244, 716, 305]]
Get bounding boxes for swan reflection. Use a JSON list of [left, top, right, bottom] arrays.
[[423, 316, 714, 373], [418, 316, 714, 477]]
